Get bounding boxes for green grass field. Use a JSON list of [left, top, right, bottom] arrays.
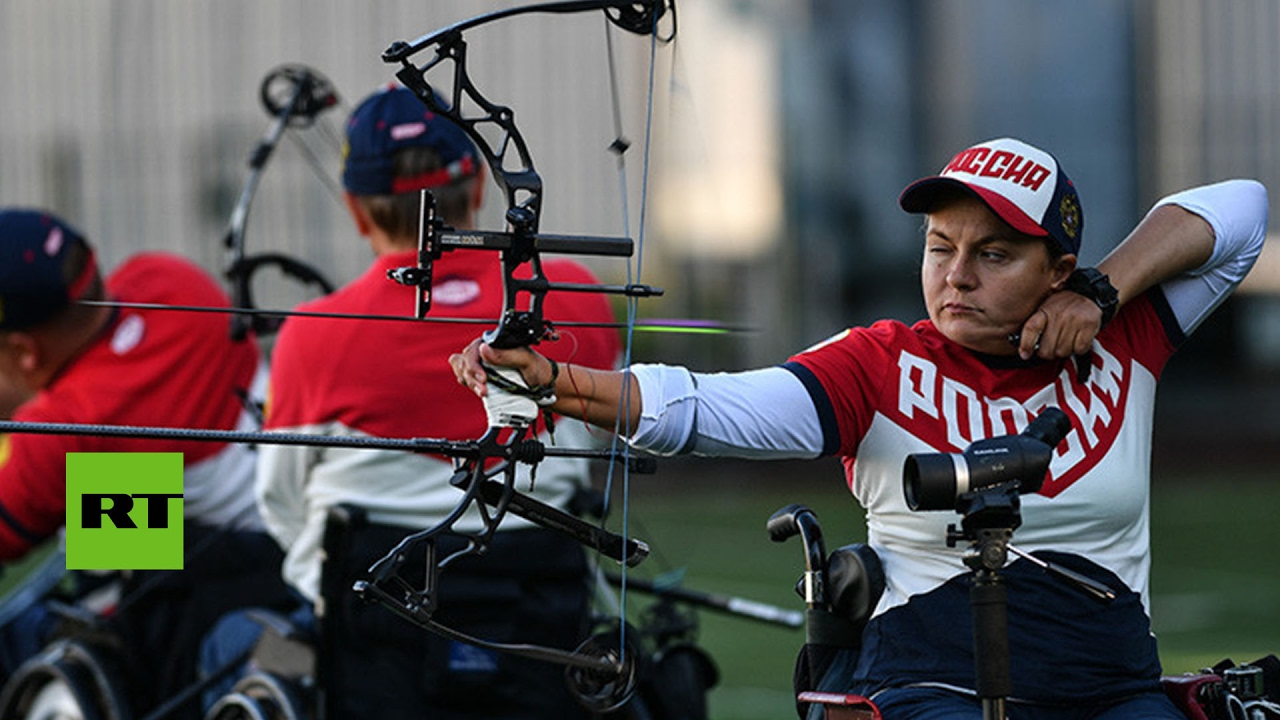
[[615, 458, 1280, 720], [1, 459, 1274, 719]]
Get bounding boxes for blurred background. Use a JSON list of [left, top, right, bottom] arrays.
[[1, 1, 1278, 718]]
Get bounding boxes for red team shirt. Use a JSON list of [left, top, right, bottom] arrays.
[[259, 249, 621, 601], [265, 249, 620, 443], [0, 253, 264, 560]]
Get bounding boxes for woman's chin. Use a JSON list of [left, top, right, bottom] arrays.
[[938, 323, 1017, 356]]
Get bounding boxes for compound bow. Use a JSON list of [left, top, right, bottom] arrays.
[[0, 1, 680, 710], [223, 63, 342, 341], [352, 0, 678, 709]]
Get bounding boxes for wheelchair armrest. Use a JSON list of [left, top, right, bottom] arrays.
[[797, 691, 881, 720]]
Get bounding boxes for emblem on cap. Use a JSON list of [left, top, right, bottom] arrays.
[[1059, 194, 1081, 240]]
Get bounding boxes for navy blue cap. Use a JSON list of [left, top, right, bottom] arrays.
[[900, 138, 1083, 256], [0, 209, 97, 330], [341, 84, 480, 196]]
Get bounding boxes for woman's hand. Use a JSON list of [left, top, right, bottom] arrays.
[[452, 336, 639, 430], [449, 338, 548, 398], [1015, 290, 1103, 361]]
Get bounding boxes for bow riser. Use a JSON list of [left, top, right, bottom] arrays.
[[354, 5, 676, 707]]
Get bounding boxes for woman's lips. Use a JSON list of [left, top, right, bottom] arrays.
[[942, 302, 980, 314]]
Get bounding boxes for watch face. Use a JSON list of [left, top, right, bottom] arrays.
[[1067, 269, 1118, 322]]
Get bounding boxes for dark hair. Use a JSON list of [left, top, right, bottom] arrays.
[[354, 146, 474, 241], [920, 187, 1067, 263]]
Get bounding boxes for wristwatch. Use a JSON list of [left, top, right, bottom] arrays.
[[1064, 268, 1119, 328]]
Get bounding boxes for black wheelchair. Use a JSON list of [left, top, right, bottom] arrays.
[[203, 503, 798, 720], [0, 526, 292, 720]]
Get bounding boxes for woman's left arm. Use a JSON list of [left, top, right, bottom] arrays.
[[1026, 179, 1268, 358]]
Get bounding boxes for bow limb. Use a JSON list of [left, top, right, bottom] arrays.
[[383, 0, 670, 62], [223, 63, 341, 341]]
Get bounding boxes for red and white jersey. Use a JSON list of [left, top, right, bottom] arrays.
[[258, 249, 621, 601], [789, 293, 1174, 611], [0, 253, 265, 560], [779, 288, 1190, 702]]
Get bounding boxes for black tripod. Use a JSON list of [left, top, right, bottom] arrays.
[[945, 483, 1116, 720]]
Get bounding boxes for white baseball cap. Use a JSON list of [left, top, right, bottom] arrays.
[[899, 137, 1083, 255]]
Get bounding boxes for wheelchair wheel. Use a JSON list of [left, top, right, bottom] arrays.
[[22, 679, 87, 720], [0, 638, 131, 720], [203, 672, 307, 720]]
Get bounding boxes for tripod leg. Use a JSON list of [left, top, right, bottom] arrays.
[[971, 569, 1010, 718]]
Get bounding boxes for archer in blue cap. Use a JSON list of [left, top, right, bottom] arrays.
[[340, 84, 483, 235], [201, 83, 621, 720], [0, 207, 295, 710]]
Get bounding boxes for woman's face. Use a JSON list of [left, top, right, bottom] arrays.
[[922, 195, 1075, 355]]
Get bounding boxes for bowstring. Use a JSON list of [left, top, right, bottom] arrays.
[[599, 1, 667, 666], [285, 115, 347, 207]]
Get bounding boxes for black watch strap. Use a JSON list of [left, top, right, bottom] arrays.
[[1064, 267, 1119, 328]]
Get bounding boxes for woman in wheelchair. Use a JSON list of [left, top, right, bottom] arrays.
[[452, 138, 1268, 719]]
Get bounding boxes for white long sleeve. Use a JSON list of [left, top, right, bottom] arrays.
[[1152, 179, 1268, 334], [628, 364, 825, 458]]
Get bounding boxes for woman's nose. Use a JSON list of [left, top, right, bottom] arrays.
[[946, 255, 977, 289]]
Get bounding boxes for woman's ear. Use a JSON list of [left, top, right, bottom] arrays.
[[1050, 253, 1078, 290]]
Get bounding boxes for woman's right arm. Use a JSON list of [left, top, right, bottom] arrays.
[[452, 339, 641, 429], [451, 339, 826, 459]]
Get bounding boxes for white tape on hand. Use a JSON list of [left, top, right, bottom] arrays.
[[483, 365, 540, 428]]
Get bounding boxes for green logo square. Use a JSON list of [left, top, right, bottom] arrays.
[[65, 452, 184, 570]]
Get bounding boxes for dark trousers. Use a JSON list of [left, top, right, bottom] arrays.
[[110, 523, 293, 717]]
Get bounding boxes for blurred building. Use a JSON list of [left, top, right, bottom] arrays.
[[0, 1, 1277, 461], [778, 0, 1280, 464]]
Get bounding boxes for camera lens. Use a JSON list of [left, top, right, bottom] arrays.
[[904, 452, 966, 511]]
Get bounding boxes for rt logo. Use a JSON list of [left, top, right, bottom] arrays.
[[65, 453, 184, 570]]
